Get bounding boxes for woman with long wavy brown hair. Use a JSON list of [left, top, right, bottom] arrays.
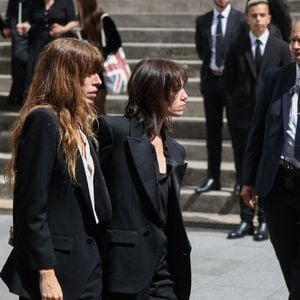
[[1, 38, 111, 300]]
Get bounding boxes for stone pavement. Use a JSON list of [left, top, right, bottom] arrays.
[[0, 213, 288, 300]]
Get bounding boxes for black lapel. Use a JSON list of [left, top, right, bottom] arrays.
[[165, 136, 187, 197], [281, 64, 297, 133], [206, 11, 213, 51], [88, 137, 112, 225], [244, 37, 257, 79], [127, 119, 161, 218]]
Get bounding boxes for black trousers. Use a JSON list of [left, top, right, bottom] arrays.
[[202, 72, 231, 182], [263, 168, 300, 299], [9, 19, 29, 105], [230, 126, 265, 223]]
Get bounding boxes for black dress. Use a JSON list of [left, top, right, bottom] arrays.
[[25, 0, 77, 85]]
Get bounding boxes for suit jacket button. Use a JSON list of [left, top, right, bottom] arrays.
[[86, 238, 93, 244]]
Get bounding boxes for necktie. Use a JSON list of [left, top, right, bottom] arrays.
[[215, 14, 224, 68], [255, 39, 262, 72], [294, 90, 300, 160]]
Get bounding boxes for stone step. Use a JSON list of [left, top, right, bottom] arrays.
[[182, 160, 236, 187], [0, 111, 18, 131], [181, 186, 239, 215], [113, 14, 197, 28], [289, 0, 300, 11], [123, 42, 198, 60], [0, 175, 12, 199], [172, 117, 231, 140], [0, 57, 10, 74], [178, 139, 234, 162], [101, 0, 245, 14], [119, 27, 194, 43]]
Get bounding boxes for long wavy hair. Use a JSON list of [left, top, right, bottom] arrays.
[[6, 38, 104, 183], [125, 58, 188, 134], [76, 0, 104, 49]]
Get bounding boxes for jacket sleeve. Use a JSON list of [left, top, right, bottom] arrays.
[[14, 108, 59, 270], [195, 16, 203, 60], [241, 71, 274, 186]]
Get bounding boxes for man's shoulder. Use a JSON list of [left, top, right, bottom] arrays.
[[265, 62, 295, 81], [196, 10, 213, 24], [229, 7, 245, 21]]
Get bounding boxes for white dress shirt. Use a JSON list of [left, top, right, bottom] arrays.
[[249, 29, 269, 58], [78, 129, 99, 224], [282, 64, 300, 168]]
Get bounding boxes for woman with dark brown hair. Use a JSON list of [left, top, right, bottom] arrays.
[[0, 38, 111, 300], [98, 58, 191, 300], [76, 0, 122, 115]]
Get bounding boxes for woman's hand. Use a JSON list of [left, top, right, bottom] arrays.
[[39, 268, 63, 300], [49, 23, 66, 38], [16, 22, 30, 35]]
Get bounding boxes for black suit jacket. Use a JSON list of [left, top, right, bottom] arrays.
[[269, 0, 291, 42], [0, 107, 112, 299], [242, 63, 297, 197], [98, 116, 191, 300], [225, 34, 291, 129], [195, 7, 245, 93]]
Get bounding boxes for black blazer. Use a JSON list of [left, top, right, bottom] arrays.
[[0, 107, 111, 299], [195, 7, 245, 93], [97, 115, 191, 300], [242, 63, 296, 197], [225, 34, 291, 129]]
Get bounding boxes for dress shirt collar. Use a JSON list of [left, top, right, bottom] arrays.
[[296, 63, 300, 87], [213, 4, 231, 19], [249, 29, 269, 47]]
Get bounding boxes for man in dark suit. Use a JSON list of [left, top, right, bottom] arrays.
[[195, 0, 245, 193], [225, 0, 291, 240], [241, 20, 300, 298]]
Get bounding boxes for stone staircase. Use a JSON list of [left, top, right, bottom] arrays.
[[0, 0, 299, 224]]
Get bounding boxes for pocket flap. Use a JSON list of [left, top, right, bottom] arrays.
[[52, 235, 74, 251], [106, 229, 138, 245]]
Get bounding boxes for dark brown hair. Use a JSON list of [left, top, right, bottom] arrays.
[[125, 58, 188, 134], [76, 0, 104, 49]]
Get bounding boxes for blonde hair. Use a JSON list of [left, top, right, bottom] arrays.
[[6, 38, 103, 183]]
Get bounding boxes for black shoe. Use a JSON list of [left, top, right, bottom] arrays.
[[253, 222, 269, 241], [194, 178, 221, 194], [233, 182, 240, 197], [227, 222, 254, 239]]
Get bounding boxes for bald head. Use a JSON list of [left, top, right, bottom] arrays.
[[290, 21, 300, 65]]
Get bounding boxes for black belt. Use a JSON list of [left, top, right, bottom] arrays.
[[210, 69, 224, 77]]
